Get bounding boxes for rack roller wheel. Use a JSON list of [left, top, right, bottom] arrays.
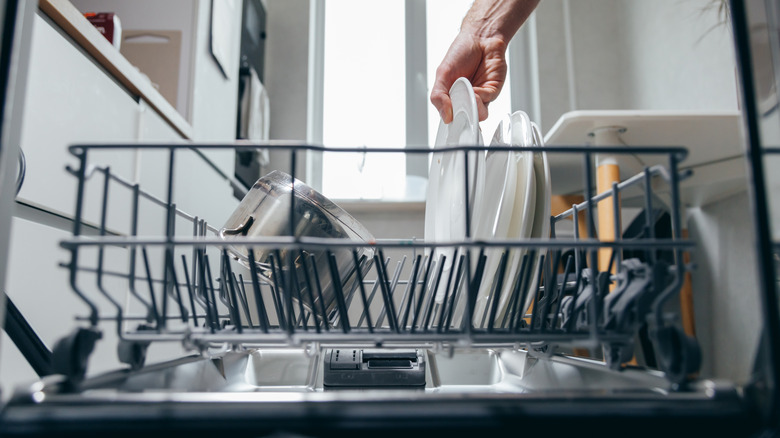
[[118, 340, 150, 370], [651, 325, 701, 385], [603, 341, 636, 371], [117, 324, 153, 370], [51, 327, 102, 382]]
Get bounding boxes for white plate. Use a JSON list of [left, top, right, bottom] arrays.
[[425, 77, 482, 302], [490, 111, 537, 327], [523, 122, 552, 316], [470, 115, 519, 326]]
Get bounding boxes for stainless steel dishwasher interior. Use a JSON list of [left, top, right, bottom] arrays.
[[68, 348, 682, 398]]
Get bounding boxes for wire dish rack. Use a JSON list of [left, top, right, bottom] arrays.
[[53, 142, 699, 385]]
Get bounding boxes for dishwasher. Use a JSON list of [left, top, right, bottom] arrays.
[[0, 1, 778, 436]]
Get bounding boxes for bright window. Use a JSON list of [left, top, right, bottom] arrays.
[[321, 0, 406, 200], [318, 0, 513, 201]]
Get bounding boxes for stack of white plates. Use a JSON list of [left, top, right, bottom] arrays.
[[425, 77, 551, 329]]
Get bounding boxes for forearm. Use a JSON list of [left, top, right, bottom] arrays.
[[461, 0, 540, 43]]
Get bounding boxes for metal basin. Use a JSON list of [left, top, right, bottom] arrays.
[[245, 349, 317, 389], [56, 348, 675, 400]]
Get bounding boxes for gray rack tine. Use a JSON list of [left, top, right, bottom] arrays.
[[203, 254, 222, 331], [374, 252, 399, 332], [538, 250, 562, 332], [396, 255, 420, 329], [376, 255, 407, 329], [436, 250, 460, 332], [480, 250, 509, 330], [420, 255, 446, 331], [287, 255, 308, 332], [164, 250, 189, 324], [528, 254, 548, 332], [268, 253, 288, 331], [235, 274, 254, 329], [190, 219, 209, 311], [95, 167, 126, 335], [128, 182, 153, 322], [573, 204, 582, 274], [281, 250, 297, 333], [196, 249, 215, 332], [412, 254, 436, 330], [304, 252, 330, 331], [140, 247, 162, 330], [512, 251, 537, 332], [465, 249, 487, 331], [220, 251, 242, 333], [612, 181, 622, 268], [352, 250, 374, 333], [583, 151, 600, 343], [217, 255, 233, 309], [551, 254, 574, 330], [180, 254, 199, 327], [247, 249, 270, 333], [357, 256, 387, 328], [67, 148, 100, 326], [218, 255, 235, 324], [442, 254, 466, 332], [401, 254, 431, 330], [643, 167, 657, 264], [372, 256, 395, 328], [501, 253, 527, 329], [651, 152, 686, 327], [327, 251, 350, 333], [487, 250, 510, 332], [299, 250, 321, 333]]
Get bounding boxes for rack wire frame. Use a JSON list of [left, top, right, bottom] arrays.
[[59, 143, 692, 360]]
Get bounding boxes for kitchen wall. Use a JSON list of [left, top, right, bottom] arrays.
[[617, 0, 739, 112], [262, 0, 310, 177], [533, 0, 739, 132], [688, 192, 762, 381], [533, 0, 626, 132]]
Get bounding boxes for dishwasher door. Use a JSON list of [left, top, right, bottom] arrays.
[[0, 0, 35, 347]]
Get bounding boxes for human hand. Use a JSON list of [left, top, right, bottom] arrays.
[[430, 31, 509, 124]]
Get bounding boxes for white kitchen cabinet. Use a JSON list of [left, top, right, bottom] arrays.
[[4, 3, 238, 393], [16, 12, 140, 233]]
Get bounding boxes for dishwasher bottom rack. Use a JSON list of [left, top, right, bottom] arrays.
[[54, 143, 698, 385]]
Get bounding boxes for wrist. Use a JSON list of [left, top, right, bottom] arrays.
[[460, 16, 513, 43], [460, 0, 539, 44]]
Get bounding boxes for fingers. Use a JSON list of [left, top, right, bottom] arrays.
[[430, 85, 453, 124], [430, 32, 506, 124], [475, 94, 489, 122], [473, 81, 502, 106]]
